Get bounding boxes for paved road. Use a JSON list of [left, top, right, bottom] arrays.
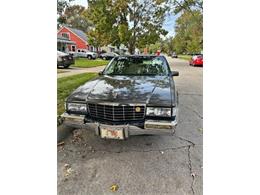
[[57, 66, 106, 78], [57, 57, 203, 195]]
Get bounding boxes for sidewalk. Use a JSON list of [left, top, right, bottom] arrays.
[[57, 66, 105, 78]]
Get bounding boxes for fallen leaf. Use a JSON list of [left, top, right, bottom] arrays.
[[57, 141, 65, 146], [67, 168, 73, 174], [191, 172, 196, 177], [160, 151, 164, 154], [64, 164, 70, 169], [198, 128, 203, 132], [110, 184, 119, 192]]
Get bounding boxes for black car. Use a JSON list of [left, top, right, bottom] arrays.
[[172, 53, 178, 58], [57, 51, 74, 68], [100, 52, 119, 60], [62, 55, 179, 139]]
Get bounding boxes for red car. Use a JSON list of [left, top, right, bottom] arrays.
[[190, 54, 203, 66]]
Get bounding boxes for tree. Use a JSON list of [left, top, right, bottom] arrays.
[[172, 10, 202, 54], [57, 0, 74, 16], [165, 0, 203, 14], [58, 5, 92, 32], [57, 0, 74, 27], [148, 42, 161, 54], [86, 0, 168, 54]]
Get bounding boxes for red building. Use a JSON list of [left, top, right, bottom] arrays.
[[57, 26, 97, 52]]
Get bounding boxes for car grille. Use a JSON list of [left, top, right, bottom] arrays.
[[88, 103, 145, 121], [62, 56, 73, 60]]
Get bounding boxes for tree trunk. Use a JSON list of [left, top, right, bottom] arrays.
[[128, 43, 135, 55]]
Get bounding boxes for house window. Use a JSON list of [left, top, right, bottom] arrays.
[[71, 45, 76, 52], [61, 33, 70, 39]]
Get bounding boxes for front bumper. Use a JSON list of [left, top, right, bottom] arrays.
[[57, 59, 75, 67], [61, 113, 177, 138]]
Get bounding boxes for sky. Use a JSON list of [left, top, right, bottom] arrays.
[[71, 0, 176, 38]]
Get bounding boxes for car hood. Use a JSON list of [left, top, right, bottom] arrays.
[[67, 75, 174, 106], [57, 51, 68, 56]]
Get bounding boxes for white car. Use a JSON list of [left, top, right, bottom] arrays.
[[69, 50, 97, 59]]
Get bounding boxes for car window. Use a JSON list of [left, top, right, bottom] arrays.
[[103, 56, 169, 76]]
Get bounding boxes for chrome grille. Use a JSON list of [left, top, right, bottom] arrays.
[[88, 103, 145, 121]]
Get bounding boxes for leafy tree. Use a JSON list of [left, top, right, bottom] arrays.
[[165, 0, 203, 14], [86, 0, 168, 54], [148, 42, 161, 54], [58, 5, 92, 32], [57, 0, 74, 27], [155, 0, 203, 54], [57, 0, 74, 16], [172, 10, 202, 54]]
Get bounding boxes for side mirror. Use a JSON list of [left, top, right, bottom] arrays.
[[98, 71, 103, 75], [171, 71, 179, 76]]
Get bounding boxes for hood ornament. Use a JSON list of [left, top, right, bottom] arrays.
[[135, 107, 141, 112]]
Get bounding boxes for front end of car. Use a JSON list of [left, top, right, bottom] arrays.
[[57, 53, 74, 68], [61, 102, 178, 139]]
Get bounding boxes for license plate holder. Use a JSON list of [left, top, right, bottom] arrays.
[[100, 125, 124, 140]]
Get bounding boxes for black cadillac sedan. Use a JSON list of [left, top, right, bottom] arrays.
[[62, 55, 179, 139]]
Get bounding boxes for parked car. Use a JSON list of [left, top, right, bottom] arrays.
[[69, 50, 97, 59], [100, 52, 119, 60], [57, 51, 74, 68], [62, 55, 179, 140], [190, 54, 203, 66], [171, 53, 178, 58]]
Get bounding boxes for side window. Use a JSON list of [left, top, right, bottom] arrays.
[[61, 33, 69, 39]]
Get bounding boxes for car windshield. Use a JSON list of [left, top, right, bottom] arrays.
[[103, 56, 169, 76]]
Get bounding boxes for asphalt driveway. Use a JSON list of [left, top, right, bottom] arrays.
[[57, 57, 203, 195]]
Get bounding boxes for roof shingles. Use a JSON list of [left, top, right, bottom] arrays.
[[66, 27, 88, 42]]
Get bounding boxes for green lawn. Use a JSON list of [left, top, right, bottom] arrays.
[[57, 72, 97, 115], [72, 58, 109, 68], [178, 55, 192, 61]]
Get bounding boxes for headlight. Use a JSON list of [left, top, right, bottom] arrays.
[[146, 107, 171, 117], [172, 107, 177, 117], [57, 56, 62, 62], [67, 103, 87, 112]]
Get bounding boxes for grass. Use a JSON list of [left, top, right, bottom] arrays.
[[57, 72, 97, 115], [72, 58, 109, 68], [178, 55, 192, 61]]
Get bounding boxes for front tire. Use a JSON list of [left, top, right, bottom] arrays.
[[88, 55, 92, 60]]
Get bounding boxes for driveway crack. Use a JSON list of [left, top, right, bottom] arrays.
[[174, 135, 195, 146], [188, 146, 195, 195]]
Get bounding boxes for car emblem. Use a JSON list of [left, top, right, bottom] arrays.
[[135, 107, 141, 112], [112, 92, 118, 98]]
